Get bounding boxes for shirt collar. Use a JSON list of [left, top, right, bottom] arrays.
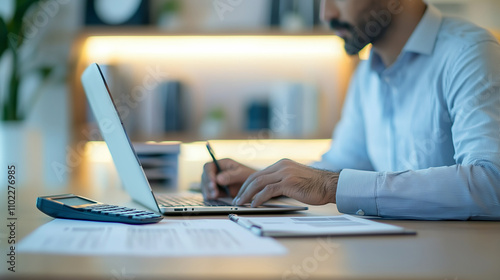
[[367, 4, 443, 73], [403, 4, 443, 55]]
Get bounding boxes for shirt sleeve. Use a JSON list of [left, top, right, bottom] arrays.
[[337, 40, 500, 220], [310, 65, 374, 172]]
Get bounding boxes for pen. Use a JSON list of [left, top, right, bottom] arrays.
[[206, 141, 231, 197], [228, 214, 263, 236]]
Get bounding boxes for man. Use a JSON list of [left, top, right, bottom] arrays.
[[201, 0, 500, 220]]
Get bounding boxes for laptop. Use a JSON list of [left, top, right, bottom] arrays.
[[81, 63, 308, 215]]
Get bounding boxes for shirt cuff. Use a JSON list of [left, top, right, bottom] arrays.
[[336, 169, 379, 216], [309, 160, 341, 172]]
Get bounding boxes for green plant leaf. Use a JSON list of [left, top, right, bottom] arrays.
[[0, 17, 7, 58], [40, 66, 53, 79], [163, 0, 181, 13], [12, 0, 41, 25], [9, 0, 40, 48]]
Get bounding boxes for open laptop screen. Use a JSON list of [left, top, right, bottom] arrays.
[[81, 63, 161, 213]]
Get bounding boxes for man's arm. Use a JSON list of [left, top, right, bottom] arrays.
[[233, 65, 373, 207], [232, 159, 339, 207], [337, 40, 500, 220]]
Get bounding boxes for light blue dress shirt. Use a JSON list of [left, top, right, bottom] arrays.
[[314, 5, 500, 220]]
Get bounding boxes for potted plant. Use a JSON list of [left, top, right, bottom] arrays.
[[1, 0, 55, 183], [1, 0, 53, 122], [157, 0, 182, 30]]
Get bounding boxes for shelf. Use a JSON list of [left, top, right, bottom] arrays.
[[69, 25, 358, 144], [131, 130, 284, 143], [77, 26, 335, 37]]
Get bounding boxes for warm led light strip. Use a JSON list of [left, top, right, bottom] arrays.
[[83, 35, 346, 61]]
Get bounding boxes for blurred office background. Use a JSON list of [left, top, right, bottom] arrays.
[[1, 0, 500, 186]]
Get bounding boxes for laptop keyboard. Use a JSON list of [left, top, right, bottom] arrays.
[[156, 195, 231, 207]]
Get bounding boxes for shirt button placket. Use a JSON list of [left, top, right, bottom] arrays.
[[384, 74, 397, 170]]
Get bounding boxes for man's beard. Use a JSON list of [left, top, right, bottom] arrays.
[[330, 18, 389, 55]]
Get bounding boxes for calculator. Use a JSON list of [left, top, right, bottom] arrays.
[[36, 194, 163, 224]]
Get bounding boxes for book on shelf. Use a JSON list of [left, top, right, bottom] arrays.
[[132, 141, 181, 189]]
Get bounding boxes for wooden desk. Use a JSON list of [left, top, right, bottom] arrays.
[[2, 140, 500, 280]]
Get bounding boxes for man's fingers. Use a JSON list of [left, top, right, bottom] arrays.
[[234, 173, 282, 205], [202, 162, 218, 199], [233, 171, 263, 204], [233, 172, 258, 203], [202, 180, 218, 200], [203, 162, 217, 182], [201, 165, 209, 199], [210, 159, 239, 184], [218, 158, 240, 170], [209, 182, 219, 199], [233, 159, 287, 204], [251, 183, 283, 207], [216, 167, 247, 186], [203, 158, 257, 200]]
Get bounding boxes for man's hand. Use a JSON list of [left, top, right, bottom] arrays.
[[201, 158, 257, 200], [232, 159, 339, 207]]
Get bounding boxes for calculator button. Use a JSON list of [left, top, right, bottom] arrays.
[[120, 211, 137, 216], [128, 213, 143, 217], [121, 213, 136, 217], [132, 216, 146, 220]]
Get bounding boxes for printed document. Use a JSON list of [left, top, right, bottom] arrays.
[[17, 219, 286, 256], [230, 215, 415, 237]]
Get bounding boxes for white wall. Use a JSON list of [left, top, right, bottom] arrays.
[[428, 0, 500, 30], [28, 0, 500, 143]]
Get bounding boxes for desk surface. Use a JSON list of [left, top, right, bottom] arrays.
[[2, 140, 500, 280]]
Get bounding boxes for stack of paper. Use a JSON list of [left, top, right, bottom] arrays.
[[18, 219, 286, 256]]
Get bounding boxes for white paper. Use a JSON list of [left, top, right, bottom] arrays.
[[17, 219, 287, 256], [241, 215, 413, 237]]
